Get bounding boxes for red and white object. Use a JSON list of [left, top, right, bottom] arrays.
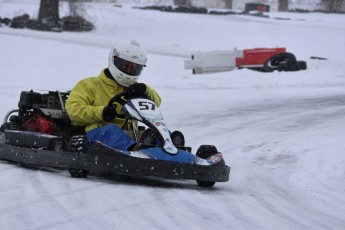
[[184, 47, 286, 74]]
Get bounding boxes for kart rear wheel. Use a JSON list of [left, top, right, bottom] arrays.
[[197, 180, 216, 187], [69, 168, 89, 178], [68, 135, 89, 178], [195, 145, 218, 187]]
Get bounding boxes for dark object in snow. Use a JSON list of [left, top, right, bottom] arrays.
[[135, 5, 173, 12], [10, 14, 30, 28], [5, 13, 94, 32], [135, 5, 207, 14], [310, 56, 328, 60], [208, 10, 236, 15], [260, 52, 307, 72], [244, 3, 270, 12], [0, 90, 230, 187], [261, 52, 296, 72], [173, 6, 208, 14], [1, 17, 11, 26], [61, 16, 94, 32], [8, 13, 63, 32], [30, 16, 63, 32]]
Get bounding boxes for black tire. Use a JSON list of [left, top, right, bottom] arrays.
[[68, 135, 89, 178], [295, 61, 307, 70], [263, 52, 297, 72], [196, 145, 225, 167], [195, 145, 219, 187], [196, 145, 218, 159], [171, 130, 185, 147], [69, 168, 89, 178], [197, 180, 216, 187]]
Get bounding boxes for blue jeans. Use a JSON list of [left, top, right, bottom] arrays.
[[87, 124, 136, 151]]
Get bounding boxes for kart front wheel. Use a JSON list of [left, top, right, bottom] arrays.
[[195, 145, 219, 187]]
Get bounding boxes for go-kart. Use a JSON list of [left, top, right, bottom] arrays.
[[0, 90, 230, 187]]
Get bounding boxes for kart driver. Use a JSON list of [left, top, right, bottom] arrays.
[[65, 39, 161, 151]]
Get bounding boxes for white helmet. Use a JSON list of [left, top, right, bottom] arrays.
[[108, 39, 147, 87]]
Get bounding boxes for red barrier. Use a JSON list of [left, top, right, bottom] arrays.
[[236, 48, 286, 68]]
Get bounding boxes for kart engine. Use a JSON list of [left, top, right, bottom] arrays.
[[3, 90, 82, 138]]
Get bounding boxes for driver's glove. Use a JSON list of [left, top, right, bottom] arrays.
[[102, 104, 117, 122], [124, 83, 147, 99]]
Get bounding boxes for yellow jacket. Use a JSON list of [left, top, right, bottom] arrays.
[[65, 69, 162, 132]]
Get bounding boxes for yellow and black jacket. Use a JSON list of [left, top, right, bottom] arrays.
[[65, 69, 161, 132]]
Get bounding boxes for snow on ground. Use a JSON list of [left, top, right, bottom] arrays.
[[1, 1, 345, 230]]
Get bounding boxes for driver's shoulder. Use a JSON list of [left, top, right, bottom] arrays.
[[145, 84, 162, 106]]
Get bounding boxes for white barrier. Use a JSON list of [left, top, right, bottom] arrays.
[[184, 47, 288, 74]]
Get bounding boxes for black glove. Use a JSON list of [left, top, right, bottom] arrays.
[[102, 104, 117, 122], [124, 83, 147, 99]]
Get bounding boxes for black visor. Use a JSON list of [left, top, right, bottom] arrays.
[[113, 56, 144, 76]]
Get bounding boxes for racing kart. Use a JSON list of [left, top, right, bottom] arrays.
[[0, 90, 230, 187]]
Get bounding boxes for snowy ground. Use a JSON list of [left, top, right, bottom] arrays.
[[1, 1, 345, 230]]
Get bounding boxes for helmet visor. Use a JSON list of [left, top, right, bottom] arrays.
[[113, 56, 144, 76]]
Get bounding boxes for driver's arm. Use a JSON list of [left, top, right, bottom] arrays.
[[65, 79, 105, 126]]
